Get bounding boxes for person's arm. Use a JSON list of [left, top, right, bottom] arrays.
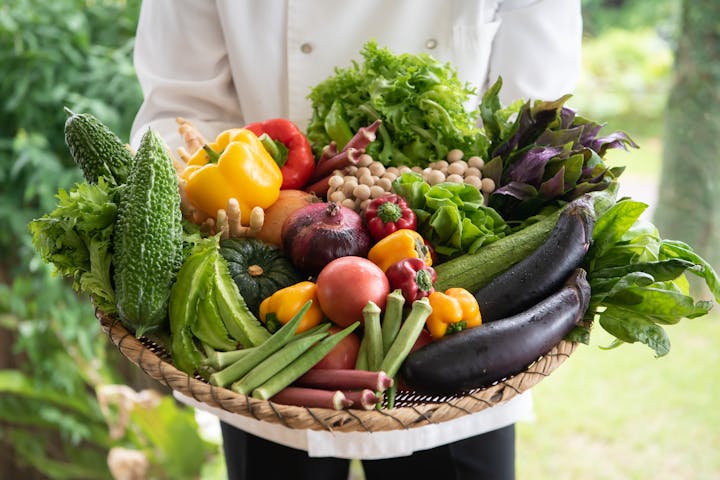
[[487, 0, 583, 103], [130, 0, 243, 151]]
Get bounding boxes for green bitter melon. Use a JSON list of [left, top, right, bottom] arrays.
[[64, 107, 134, 185], [113, 128, 183, 337]]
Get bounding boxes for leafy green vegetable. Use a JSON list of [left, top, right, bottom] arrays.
[[28, 177, 117, 313], [392, 172, 509, 257], [306, 40, 488, 166], [480, 78, 637, 220], [575, 196, 720, 356]]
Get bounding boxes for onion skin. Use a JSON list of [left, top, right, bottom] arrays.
[[281, 202, 371, 276]]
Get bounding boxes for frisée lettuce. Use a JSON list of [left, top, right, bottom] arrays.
[[306, 41, 488, 167]]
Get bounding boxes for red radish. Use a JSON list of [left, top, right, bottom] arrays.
[[312, 327, 361, 370], [270, 387, 351, 410], [343, 389, 381, 410], [316, 256, 389, 327], [411, 329, 434, 352], [296, 369, 394, 392]]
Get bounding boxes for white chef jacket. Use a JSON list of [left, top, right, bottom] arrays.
[[131, 0, 582, 150], [131, 0, 582, 458]]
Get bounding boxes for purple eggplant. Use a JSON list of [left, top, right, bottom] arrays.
[[474, 196, 594, 322], [401, 269, 591, 395]]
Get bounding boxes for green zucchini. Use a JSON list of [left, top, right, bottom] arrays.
[[113, 129, 183, 337], [64, 107, 134, 185], [434, 207, 564, 293]]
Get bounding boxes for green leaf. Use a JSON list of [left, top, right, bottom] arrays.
[[590, 199, 648, 259], [391, 172, 429, 210], [480, 77, 504, 145], [429, 205, 463, 249], [562, 153, 585, 188], [661, 239, 720, 302], [605, 287, 713, 324], [590, 271, 655, 299], [393, 173, 508, 258], [597, 307, 671, 357], [129, 396, 216, 479], [3, 428, 110, 480], [592, 258, 696, 282], [0, 369, 104, 421], [306, 40, 487, 166]]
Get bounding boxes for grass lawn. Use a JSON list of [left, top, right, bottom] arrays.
[[517, 312, 720, 480]]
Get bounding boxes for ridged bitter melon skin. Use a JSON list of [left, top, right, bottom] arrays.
[[113, 128, 183, 337], [64, 108, 134, 185]]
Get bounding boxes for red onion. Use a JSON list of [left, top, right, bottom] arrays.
[[281, 202, 371, 276]]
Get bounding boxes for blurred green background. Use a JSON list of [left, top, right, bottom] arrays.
[[1, 0, 717, 479]]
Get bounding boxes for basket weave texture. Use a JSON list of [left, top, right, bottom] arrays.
[[97, 308, 576, 433]]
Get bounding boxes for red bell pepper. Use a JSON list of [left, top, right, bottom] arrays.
[[364, 194, 417, 242], [385, 257, 436, 302], [244, 118, 316, 190]]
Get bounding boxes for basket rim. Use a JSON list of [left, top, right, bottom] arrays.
[[96, 308, 577, 433]]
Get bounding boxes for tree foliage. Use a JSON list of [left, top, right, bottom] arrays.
[[653, 0, 720, 288], [581, 0, 680, 39], [0, 1, 217, 477]]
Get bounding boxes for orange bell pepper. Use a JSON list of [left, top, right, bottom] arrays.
[[426, 287, 482, 339], [367, 229, 433, 272], [258, 281, 324, 333], [180, 129, 282, 223]]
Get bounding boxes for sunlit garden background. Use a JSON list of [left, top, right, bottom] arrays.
[[1, 1, 718, 478]]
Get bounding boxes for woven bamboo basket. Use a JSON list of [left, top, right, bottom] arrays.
[[97, 307, 577, 433]]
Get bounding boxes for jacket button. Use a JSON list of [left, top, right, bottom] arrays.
[[425, 38, 438, 49], [300, 43, 313, 54]]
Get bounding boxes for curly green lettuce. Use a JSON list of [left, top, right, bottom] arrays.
[[392, 172, 509, 258], [29, 178, 118, 313], [306, 40, 488, 167]]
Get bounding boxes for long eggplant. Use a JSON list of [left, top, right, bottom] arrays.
[[474, 196, 594, 322], [401, 269, 591, 395]]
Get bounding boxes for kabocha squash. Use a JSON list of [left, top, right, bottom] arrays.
[[219, 237, 304, 316], [64, 108, 134, 185], [113, 129, 183, 337]]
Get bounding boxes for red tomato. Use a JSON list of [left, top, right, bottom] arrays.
[[316, 256, 390, 327], [410, 328, 434, 353], [313, 327, 361, 370]]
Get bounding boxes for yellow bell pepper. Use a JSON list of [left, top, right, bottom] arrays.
[[426, 288, 482, 339], [367, 229, 433, 272], [258, 281, 324, 333], [180, 128, 282, 224]]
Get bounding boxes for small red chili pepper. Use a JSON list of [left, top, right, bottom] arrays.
[[385, 257, 436, 302], [245, 118, 316, 190], [364, 194, 417, 241]]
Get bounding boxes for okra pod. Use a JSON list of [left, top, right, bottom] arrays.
[[208, 301, 312, 387], [231, 331, 329, 395], [379, 298, 432, 378], [355, 333, 369, 370], [363, 301, 383, 371], [205, 346, 256, 370], [381, 289, 405, 354], [252, 322, 360, 400]]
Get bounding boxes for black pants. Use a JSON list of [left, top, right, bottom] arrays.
[[220, 421, 515, 480]]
